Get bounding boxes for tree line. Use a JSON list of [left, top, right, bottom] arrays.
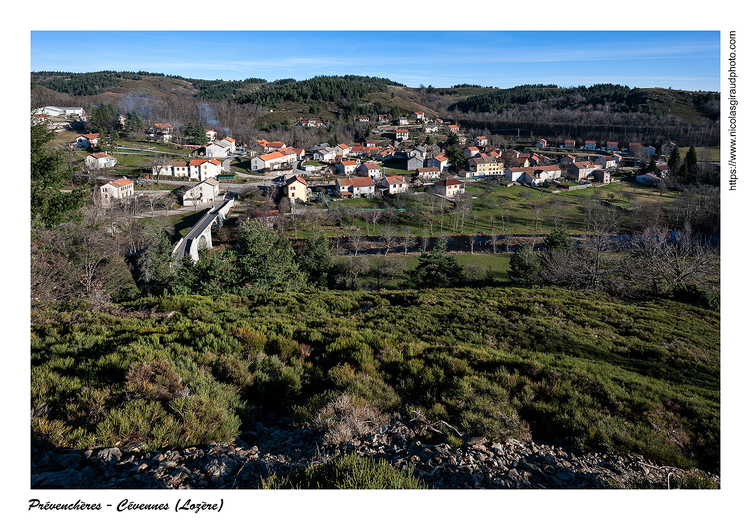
[[236, 75, 404, 108]]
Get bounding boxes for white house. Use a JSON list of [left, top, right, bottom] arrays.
[[594, 156, 617, 169], [335, 143, 352, 158], [188, 158, 223, 181], [432, 178, 465, 198], [85, 152, 117, 169], [428, 154, 449, 172], [153, 160, 189, 178], [533, 165, 563, 183], [205, 142, 231, 158], [395, 128, 410, 141], [180, 178, 220, 205], [358, 161, 382, 179], [313, 146, 337, 162], [76, 133, 100, 148], [335, 177, 376, 198], [336, 160, 358, 176], [381, 176, 408, 195], [415, 167, 441, 180], [99, 178, 134, 205], [206, 129, 218, 142], [251, 151, 293, 172], [505, 167, 530, 182], [218, 137, 236, 155]]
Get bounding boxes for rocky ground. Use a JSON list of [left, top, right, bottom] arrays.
[[31, 414, 718, 490]]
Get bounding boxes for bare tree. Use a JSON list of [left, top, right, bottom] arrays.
[[634, 224, 718, 295], [580, 201, 621, 290], [337, 255, 371, 289], [364, 210, 381, 235], [150, 155, 173, 184], [380, 223, 399, 256], [401, 228, 417, 254], [348, 232, 365, 256]]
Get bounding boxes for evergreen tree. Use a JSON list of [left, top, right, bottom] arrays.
[[508, 244, 542, 287], [234, 220, 306, 293], [685, 146, 699, 182], [668, 146, 681, 173], [30, 117, 86, 227], [125, 110, 145, 133], [406, 239, 465, 288], [297, 235, 334, 288], [543, 225, 573, 254], [137, 229, 176, 295], [91, 103, 119, 137], [194, 121, 208, 146]]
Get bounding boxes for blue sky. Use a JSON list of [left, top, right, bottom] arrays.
[[30, 31, 720, 91]]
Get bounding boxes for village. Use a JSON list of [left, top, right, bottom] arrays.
[[34, 105, 681, 221]]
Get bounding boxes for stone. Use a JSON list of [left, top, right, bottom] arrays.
[[97, 447, 122, 464]]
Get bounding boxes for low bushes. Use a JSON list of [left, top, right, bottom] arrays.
[[31, 286, 720, 472], [262, 453, 426, 489]]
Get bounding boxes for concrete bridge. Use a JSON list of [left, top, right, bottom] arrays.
[[172, 197, 235, 263]]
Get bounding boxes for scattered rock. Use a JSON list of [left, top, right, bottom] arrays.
[[30, 417, 719, 490]]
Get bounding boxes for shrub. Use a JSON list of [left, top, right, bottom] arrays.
[[125, 361, 189, 400], [309, 394, 388, 447], [290, 453, 426, 489], [672, 283, 719, 311]]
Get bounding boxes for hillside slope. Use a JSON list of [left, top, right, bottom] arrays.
[[31, 286, 720, 475]]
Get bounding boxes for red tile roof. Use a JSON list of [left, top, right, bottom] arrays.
[[339, 177, 375, 188], [110, 178, 132, 188]]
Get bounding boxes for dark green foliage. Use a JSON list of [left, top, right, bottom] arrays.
[[30, 118, 86, 227], [668, 146, 682, 172], [136, 230, 176, 296], [195, 78, 265, 100], [90, 103, 120, 137], [173, 221, 306, 296], [672, 283, 719, 311], [685, 146, 699, 181], [234, 221, 306, 292], [543, 225, 573, 254], [296, 235, 334, 288], [462, 83, 634, 113], [406, 240, 465, 288], [31, 70, 139, 96], [237, 75, 404, 108], [508, 244, 542, 286], [183, 121, 208, 146]]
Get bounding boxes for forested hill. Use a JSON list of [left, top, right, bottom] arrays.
[[451, 83, 720, 120], [30, 71, 403, 104], [30, 71, 717, 119], [30, 71, 720, 146]]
